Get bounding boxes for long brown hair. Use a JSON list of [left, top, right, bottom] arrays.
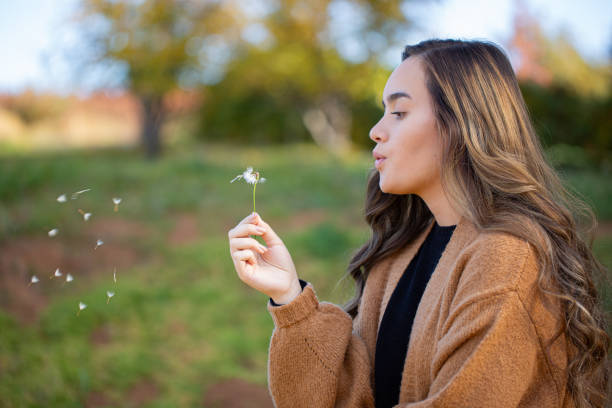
[[339, 39, 610, 407]]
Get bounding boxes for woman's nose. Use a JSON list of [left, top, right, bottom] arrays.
[[369, 119, 386, 143]]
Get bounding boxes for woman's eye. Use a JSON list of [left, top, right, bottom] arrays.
[[391, 111, 405, 119]]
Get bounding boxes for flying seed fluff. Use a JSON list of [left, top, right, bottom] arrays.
[[337, 39, 610, 407]]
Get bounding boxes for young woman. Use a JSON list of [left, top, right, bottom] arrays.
[[227, 39, 609, 407]]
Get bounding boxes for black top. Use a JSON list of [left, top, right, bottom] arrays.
[[374, 220, 456, 408]]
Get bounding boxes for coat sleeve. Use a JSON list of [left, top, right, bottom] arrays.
[[267, 279, 376, 408]]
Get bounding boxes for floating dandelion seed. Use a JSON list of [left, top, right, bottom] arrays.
[[71, 188, 91, 200], [230, 167, 266, 213], [61, 273, 74, 286], [50, 268, 62, 279], [28, 275, 39, 286], [77, 302, 87, 316], [57, 194, 67, 203], [48, 228, 59, 237], [94, 239, 104, 250], [112, 197, 122, 212], [78, 209, 92, 221], [106, 291, 115, 304]]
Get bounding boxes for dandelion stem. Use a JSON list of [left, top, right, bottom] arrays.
[[253, 172, 262, 213], [253, 181, 257, 213]]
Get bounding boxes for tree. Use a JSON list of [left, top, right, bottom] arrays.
[[198, 0, 419, 154], [73, 0, 246, 158], [508, 4, 612, 168], [509, 2, 611, 98]]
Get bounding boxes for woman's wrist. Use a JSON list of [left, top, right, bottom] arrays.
[[271, 280, 303, 305]]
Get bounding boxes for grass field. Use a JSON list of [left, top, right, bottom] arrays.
[[0, 142, 610, 407]]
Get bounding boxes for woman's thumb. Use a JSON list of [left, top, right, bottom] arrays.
[[253, 213, 283, 245]]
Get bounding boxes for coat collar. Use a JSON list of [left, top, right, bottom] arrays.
[[354, 214, 479, 391], [377, 214, 476, 327]]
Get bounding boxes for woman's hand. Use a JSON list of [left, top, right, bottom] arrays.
[[228, 212, 302, 304]]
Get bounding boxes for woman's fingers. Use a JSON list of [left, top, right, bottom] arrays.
[[232, 249, 256, 264], [232, 249, 256, 278], [230, 237, 268, 254], [228, 222, 266, 239], [251, 214, 283, 246]]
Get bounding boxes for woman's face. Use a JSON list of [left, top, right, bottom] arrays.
[[369, 56, 442, 198]]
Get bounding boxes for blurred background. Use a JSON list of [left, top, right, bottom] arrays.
[[0, 0, 610, 406]]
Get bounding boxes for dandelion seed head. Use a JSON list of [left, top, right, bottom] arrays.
[[79, 302, 87, 310], [242, 167, 255, 183], [66, 274, 74, 282], [54, 268, 62, 277], [96, 239, 104, 247], [244, 173, 257, 184], [48, 228, 59, 237], [231, 167, 266, 185], [31, 275, 39, 284], [112, 198, 122, 205], [57, 194, 67, 203], [107, 291, 115, 298], [83, 213, 92, 221]]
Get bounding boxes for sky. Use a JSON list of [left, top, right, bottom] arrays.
[[0, 0, 610, 94]]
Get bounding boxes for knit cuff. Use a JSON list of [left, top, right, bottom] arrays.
[[267, 279, 319, 328], [269, 279, 308, 306]]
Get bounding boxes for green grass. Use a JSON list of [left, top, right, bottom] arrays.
[[0, 142, 610, 407]]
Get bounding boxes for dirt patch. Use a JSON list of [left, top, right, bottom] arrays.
[[85, 391, 114, 408], [0, 217, 151, 324], [165, 319, 188, 336], [168, 213, 200, 246], [203, 378, 273, 408], [285, 209, 328, 230], [0, 235, 142, 276], [269, 209, 329, 234], [90, 323, 113, 346], [126, 378, 160, 406], [0, 261, 48, 324], [85, 217, 152, 241]]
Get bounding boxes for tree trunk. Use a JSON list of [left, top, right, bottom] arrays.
[[302, 96, 352, 155], [140, 95, 165, 159]]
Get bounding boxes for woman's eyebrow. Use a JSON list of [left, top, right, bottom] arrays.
[[381, 91, 412, 108]]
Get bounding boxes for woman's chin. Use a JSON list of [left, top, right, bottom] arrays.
[[378, 179, 389, 194]]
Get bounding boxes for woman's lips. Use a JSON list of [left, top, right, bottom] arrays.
[[375, 158, 386, 168]]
